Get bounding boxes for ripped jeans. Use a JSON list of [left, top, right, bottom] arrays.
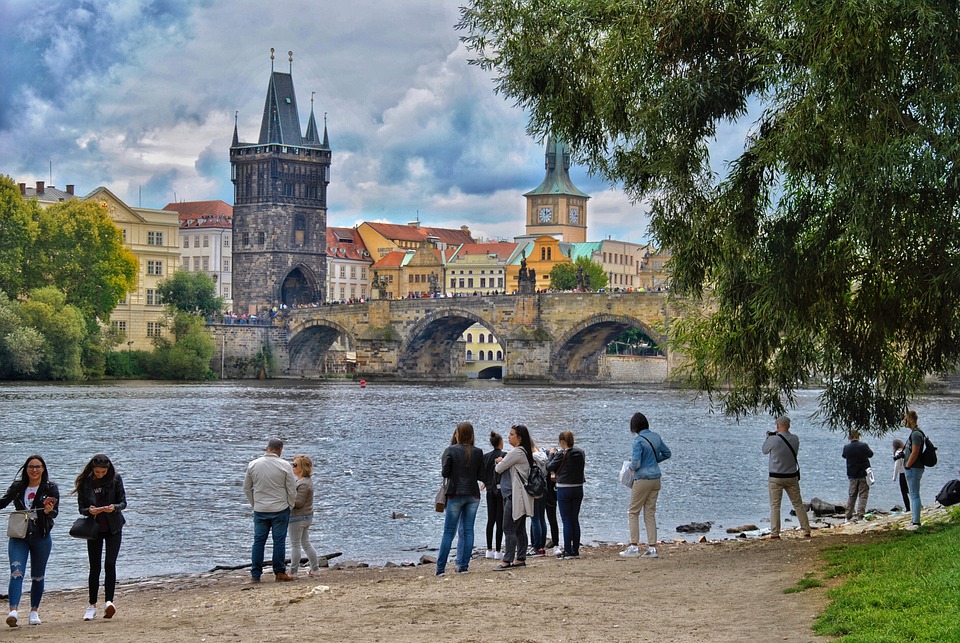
[[8, 531, 52, 609]]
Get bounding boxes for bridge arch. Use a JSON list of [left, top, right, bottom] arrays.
[[551, 314, 664, 380], [398, 308, 501, 379], [286, 319, 356, 375]]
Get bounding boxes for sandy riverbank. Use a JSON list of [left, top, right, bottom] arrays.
[[4, 509, 938, 643]]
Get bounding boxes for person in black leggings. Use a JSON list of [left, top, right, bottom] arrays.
[[482, 432, 505, 559], [74, 454, 126, 622]]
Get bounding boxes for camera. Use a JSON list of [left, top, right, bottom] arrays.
[[766, 431, 776, 437]]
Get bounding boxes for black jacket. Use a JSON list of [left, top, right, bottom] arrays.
[[0, 479, 60, 538], [841, 441, 874, 479], [78, 475, 127, 535], [482, 448, 505, 492], [442, 445, 485, 496], [546, 447, 586, 485]]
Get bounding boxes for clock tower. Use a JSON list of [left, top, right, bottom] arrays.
[[524, 136, 589, 242]]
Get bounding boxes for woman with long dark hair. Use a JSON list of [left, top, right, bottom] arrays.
[[482, 431, 506, 560], [74, 454, 126, 621], [436, 422, 485, 575], [494, 424, 535, 570], [0, 454, 59, 627]]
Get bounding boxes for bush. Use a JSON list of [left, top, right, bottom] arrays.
[[105, 350, 149, 378]]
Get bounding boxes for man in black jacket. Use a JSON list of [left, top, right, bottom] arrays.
[[842, 430, 874, 522]]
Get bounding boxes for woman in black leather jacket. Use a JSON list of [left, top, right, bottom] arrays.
[[435, 422, 484, 576], [0, 454, 59, 627], [546, 432, 586, 559], [74, 454, 126, 622]]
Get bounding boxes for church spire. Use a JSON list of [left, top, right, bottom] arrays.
[[232, 111, 239, 147], [321, 112, 330, 150], [524, 134, 589, 198], [305, 92, 321, 144], [257, 48, 303, 145]]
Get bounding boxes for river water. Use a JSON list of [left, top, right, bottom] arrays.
[[0, 380, 957, 589]]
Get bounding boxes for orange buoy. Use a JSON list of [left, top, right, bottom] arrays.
[[360, 379, 367, 388]]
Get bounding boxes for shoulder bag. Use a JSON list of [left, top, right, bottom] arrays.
[[7, 510, 31, 539], [434, 478, 449, 513], [69, 515, 100, 540]]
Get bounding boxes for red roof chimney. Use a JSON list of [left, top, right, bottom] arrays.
[[36, 181, 45, 194], [66, 184, 75, 195], [18, 183, 25, 195]]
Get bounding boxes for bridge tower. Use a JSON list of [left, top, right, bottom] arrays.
[[230, 49, 331, 313], [523, 136, 590, 242]]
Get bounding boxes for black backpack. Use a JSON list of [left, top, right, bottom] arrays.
[[917, 430, 938, 467], [523, 460, 547, 499], [935, 479, 960, 506]]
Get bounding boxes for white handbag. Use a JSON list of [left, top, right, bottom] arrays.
[[865, 467, 875, 486], [7, 510, 31, 539]]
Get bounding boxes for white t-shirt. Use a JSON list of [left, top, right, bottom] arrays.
[[23, 485, 38, 509]]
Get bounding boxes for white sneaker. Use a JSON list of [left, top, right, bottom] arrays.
[[552, 546, 563, 557], [104, 601, 116, 619], [27, 611, 40, 626], [641, 547, 659, 558], [493, 552, 503, 560], [619, 545, 641, 558], [905, 522, 920, 531], [485, 550, 496, 559], [6, 610, 17, 627], [84, 606, 96, 621]]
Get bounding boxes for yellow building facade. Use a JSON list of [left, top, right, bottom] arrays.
[[87, 188, 181, 350]]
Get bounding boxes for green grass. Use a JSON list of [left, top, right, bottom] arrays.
[[813, 516, 960, 641], [784, 572, 824, 593]]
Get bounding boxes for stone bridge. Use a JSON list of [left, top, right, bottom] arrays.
[[261, 292, 675, 382]]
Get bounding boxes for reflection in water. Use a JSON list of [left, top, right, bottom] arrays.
[[1, 380, 958, 589]]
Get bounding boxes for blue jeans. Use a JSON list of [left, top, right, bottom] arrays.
[[905, 467, 924, 524], [530, 497, 546, 550], [556, 486, 583, 556], [252, 508, 291, 579], [8, 531, 52, 609], [436, 495, 480, 574]]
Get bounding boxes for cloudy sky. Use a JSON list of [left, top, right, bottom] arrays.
[[1, 1, 685, 243]]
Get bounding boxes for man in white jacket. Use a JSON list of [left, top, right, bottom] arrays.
[[244, 438, 297, 582]]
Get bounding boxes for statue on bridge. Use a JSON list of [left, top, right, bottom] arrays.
[[371, 271, 389, 300], [516, 251, 536, 295], [575, 264, 590, 291], [428, 271, 440, 297]]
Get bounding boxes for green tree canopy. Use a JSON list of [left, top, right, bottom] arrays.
[[459, 1, 960, 432], [25, 200, 138, 325], [157, 270, 224, 317], [549, 256, 608, 291], [16, 287, 88, 380], [0, 176, 40, 297]]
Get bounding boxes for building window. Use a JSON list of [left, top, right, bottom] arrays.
[[146, 289, 160, 306], [361, 267, 367, 279], [479, 335, 485, 344], [478, 352, 485, 361], [223, 285, 230, 299], [194, 237, 201, 248], [224, 235, 230, 248], [203, 235, 209, 248], [467, 333, 473, 342], [110, 320, 127, 335], [147, 231, 163, 246], [459, 278, 465, 288], [488, 350, 494, 361], [257, 231, 265, 245], [498, 278, 504, 288], [497, 350, 503, 360], [224, 258, 230, 272], [360, 286, 367, 298], [182, 236, 189, 248], [480, 278, 486, 288], [146, 322, 161, 337], [294, 214, 306, 245], [350, 266, 356, 279], [193, 257, 200, 271], [450, 278, 456, 288], [147, 260, 163, 276], [339, 286, 345, 299], [202, 256, 209, 271], [242, 232, 249, 246], [466, 350, 474, 361], [339, 266, 346, 279], [121, 229, 127, 242], [468, 278, 474, 288]]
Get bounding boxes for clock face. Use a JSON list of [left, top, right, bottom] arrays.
[[538, 206, 552, 223], [569, 207, 579, 224]]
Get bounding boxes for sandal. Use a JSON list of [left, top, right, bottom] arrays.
[[512, 561, 526, 567], [493, 563, 513, 571]]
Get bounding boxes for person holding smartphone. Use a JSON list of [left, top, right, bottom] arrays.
[[0, 455, 59, 627]]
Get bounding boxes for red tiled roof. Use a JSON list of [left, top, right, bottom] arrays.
[[454, 242, 518, 261], [326, 227, 371, 261], [372, 251, 408, 268], [163, 200, 233, 229], [365, 221, 473, 246]]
